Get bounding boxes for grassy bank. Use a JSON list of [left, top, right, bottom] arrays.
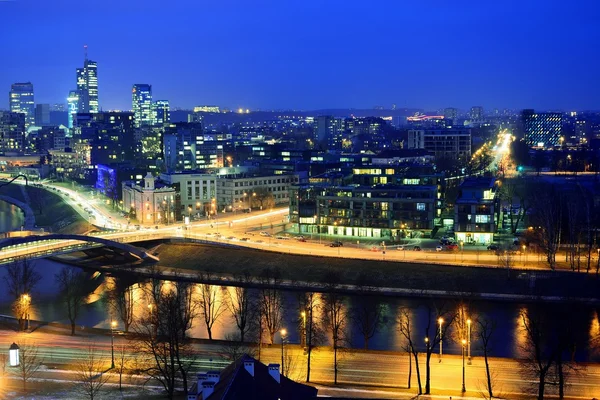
[[0, 183, 87, 233], [154, 242, 600, 302]]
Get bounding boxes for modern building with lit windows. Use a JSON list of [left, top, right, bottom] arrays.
[[9, 82, 35, 129], [132, 84, 153, 127], [0, 111, 26, 154], [407, 128, 471, 159], [162, 123, 228, 171], [289, 165, 443, 239], [67, 90, 79, 129], [454, 177, 498, 244], [76, 59, 99, 113], [522, 110, 562, 148], [152, 100, 170, 126]]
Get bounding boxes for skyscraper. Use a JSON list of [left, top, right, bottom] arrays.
[[67, 90, 79, 129], [9, 82, 35, 129], [132, 84, 153, 127], [0, 111, 26, 154], [76, 47, 99, 113], [152, 100, 170, 126], [443, 107, 458, 124]]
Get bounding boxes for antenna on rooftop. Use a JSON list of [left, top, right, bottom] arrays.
[[84, 44, 88, 61]]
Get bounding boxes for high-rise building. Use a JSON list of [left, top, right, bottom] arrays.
[[314, 115, 338, 148], [35, 104, 50, 126], [470, 106, 483, 121], [75, 112, 135, 166], [152, 100, 170, 126], [522, 110, 562, 148], [76, 49, 99, 114], [132, 84, 153, 127], [0, 111, 26, 154], [9, 82, 35, 129], [162, 123, 228, 171], [67, 90, 79, 129], [443, 107, 458, 124]]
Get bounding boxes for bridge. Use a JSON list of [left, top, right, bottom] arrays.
[[0, 233, 160, 265]]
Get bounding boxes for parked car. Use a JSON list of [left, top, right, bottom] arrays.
[[275, 235, 288, 240], [397, 245, 405, 251], [297, 238, 306, 242], [240, 237, 249, 241], [436, 245, 443, 252], [330, 241, 343, 248], [260, 231, 271, 237], [487, 244, 499, 251], [413, 246, 421, 251], [446, 244, 459, 251]]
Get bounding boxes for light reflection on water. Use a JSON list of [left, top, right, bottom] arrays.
[[0, 260, 598, 361], [0, 200, 24, 233]]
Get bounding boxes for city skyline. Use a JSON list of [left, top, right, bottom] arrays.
[[1, 0, 599, 111]]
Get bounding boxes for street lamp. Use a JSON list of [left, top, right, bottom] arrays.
[[301, 312, 307, 348], [9, 343, 19, 367], [460, 240, 464, 262], [438, 317, 443, 361], [110, 320, 117, 369], [280, 328, 287, 375], [523, 244, 527, 265], [461, 339, 467, 393], [467, 318, 472, 364]]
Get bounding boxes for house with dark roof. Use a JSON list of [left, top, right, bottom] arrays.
[[187, 354, 318, 400]]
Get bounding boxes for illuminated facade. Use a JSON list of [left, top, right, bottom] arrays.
[[122, 172, 177, 225], [9, 82, 35, 129], [132, 84, 153, 127], [454, 177, 498, 244], [76, 59, 99, 113], [67, 90, 79, 129], [522, 110, 562, 148], [152, 100, 170, 125], [193, 106, 220, 113], [0, 112, 25, 154], [75, 112, 135, 166], [218, 173, 299, 212], [162, 123, 228, 171], [407, 128, 471, 159]]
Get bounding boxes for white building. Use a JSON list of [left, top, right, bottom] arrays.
[[217, 173, 299, 212], [122, 173, 177, 225]]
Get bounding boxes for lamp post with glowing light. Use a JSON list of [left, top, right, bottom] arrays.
[[438, 317, 444, 360], [461, 339, 467, 393], [280, 328, 287, 375], [110, 320, 117, 368], [22, 294, 30, 331]]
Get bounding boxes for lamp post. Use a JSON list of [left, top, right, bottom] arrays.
[[9, 343, 20, 367], [461, 339, 467, 393], [438, 317, 443, 361], [523, 244, 527, 265], [460, 240, 464, 262], [301, 312, 306, 348], [467, 318, 472, 364], [280, 328, 287, 375], [110, 320, 117, 369]]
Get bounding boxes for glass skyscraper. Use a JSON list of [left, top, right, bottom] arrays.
[[76, 59, 98, 113], [67, 90, 79, 129], [152, 100, 170, 126], [9, 82, 35, 129], [523, 111, 563, 148], [132, 84, 153, 127]]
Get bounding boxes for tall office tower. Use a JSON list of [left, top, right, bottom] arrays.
[[35, 104, 50, 126], [315, 115, 338, 148], [443, 107, 458, 124], [152, 100, 170, 126], [76, 46, 99, 113], [470, 106, 484, 121], [67, 90, 79, 129], [0, 111, 26, 154], [132, 84, 153, 127], [9, 82, 35, 129], [523, 110, 562, 148], [75, 112, 135, 165]]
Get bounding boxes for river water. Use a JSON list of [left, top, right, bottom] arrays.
[[0, 201, 598, 361]]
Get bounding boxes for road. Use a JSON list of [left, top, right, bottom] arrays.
[[0, 328, 598, 399]]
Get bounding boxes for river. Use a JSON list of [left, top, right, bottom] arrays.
[[0, 199, 25, 233]]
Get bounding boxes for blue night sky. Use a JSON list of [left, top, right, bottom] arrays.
[[1, 0, 599, 111]]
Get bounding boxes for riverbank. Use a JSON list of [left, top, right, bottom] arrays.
[[0, 195, 34, 230], [0, 183, 87, 233], [154, 242, 600, 304]]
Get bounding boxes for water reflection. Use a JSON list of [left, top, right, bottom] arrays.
[[0, 261, 599, 362], [0, 200, 24, 233]]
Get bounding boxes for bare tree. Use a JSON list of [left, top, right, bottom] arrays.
[[258, 267, 284, 344], [351, 271, 385, 350], [476, 316, 497, 399], [297, 290, 325, 383], [74, 344, 110, 400], [496, 245, 515, 278], [250, 186, 275, 210], [115, 343, 130, 392], [134, 279, 196, 399], [197, 274, 227, 340], [322, 270, 348, 385], [13, 341, 43, 392], [530, 185, 562, 269], [219, 333, 257, 364], [55, 266, 87, 335], [4, 258, 41, 330], [397, 307, 422, 394], [226, 271, 257, 342], [422, 301, 455, 395], [109, 276, 135, 333]]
